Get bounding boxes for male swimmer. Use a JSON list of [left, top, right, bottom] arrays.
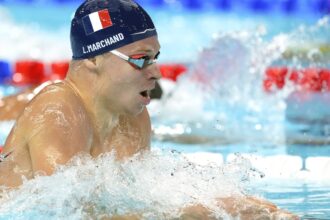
[[0, 0, 297, 219]]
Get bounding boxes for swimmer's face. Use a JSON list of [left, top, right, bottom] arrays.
[[96, 36, 161, 115]]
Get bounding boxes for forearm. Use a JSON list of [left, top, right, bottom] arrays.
[[180, 196, 298, 220]]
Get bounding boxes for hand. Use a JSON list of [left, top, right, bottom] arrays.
[[180, 196, 299, 220], [217, 196, 299, 220]]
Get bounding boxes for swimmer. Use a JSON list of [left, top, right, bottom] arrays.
[[0, 0, 297, 219], [1, 0, 160, 185]]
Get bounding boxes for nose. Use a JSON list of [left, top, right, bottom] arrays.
[[145, 63, 162, 80]]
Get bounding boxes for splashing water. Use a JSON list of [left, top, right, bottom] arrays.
[[152, 16, 330, 146], [0, 149, 261, 219]]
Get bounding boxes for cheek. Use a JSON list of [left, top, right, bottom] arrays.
[[106, 63, 137, 83], [111, 70, 141, 90], [99, 62, 142, 98], [105, 75, 137, 102], [110, 76, 135, 93]]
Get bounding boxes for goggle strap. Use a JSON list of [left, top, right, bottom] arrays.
[[110, 50, 130, 61]]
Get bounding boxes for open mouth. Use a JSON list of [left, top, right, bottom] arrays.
[[140, 90, 150, 98]]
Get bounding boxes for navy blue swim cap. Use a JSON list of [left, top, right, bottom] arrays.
[[70, 0, 157, 59]]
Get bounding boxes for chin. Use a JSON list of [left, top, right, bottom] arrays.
[[124, 104, 144, 116], [134, 106, 145, 116]]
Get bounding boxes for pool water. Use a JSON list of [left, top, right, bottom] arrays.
[[1, 2, 330, 219]]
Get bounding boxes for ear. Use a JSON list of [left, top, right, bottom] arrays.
[[83, 57, 98, 73]]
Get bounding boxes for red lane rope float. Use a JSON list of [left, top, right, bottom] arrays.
[[159, 64, 188, 81], [7, 60, 187, 85], [263, 67, 330, 92], [2, 59, 330, 92], [11, 60, 70, 85], [43, 61, 70, 82], [263, 66, 288, 91], [320, 69, 330, 90], [13, 60, 45, 85], [51, 61, 70, 79], [300, 68, 323, 91]]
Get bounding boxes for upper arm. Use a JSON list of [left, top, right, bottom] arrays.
[[28, 123, 90, 175], [25, 91, 91, 175]]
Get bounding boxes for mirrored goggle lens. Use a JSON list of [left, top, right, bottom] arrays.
[[128, 52, 160, 69], [128, 57, 155, 69]]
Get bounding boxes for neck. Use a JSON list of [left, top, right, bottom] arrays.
[[65, 73, 119, 142], [93, 105, 119, 142]]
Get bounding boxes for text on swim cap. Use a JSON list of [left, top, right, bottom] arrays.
[[82, 33, 124, 54]]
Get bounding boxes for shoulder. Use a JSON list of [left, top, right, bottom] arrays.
[[3, 82, 93, 174], [28, 83, 83, 114], [18, 82, 92, 148], [22, 83, 87, 123]]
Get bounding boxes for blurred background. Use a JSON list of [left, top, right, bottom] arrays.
[[0, 0, 329, 62], [0, 0, 330, 218]]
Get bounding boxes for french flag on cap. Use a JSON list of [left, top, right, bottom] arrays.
[[82, 9, 113, 35]]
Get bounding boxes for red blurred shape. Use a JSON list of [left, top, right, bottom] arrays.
[[0, 146, 2, 153], [13, 60, 45, 85], [300, 68, 322, 91], [263, 67, 330, 93], [159, 64, 187, 81], [263, 67, 288, 92], [50, 61, 69, 80], [288, 69, 299, 83], [320, 69, 330, 91]]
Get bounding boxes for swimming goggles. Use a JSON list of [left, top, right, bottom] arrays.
[[110, 50, 160, 69]]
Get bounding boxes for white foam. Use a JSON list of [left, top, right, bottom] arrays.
[[306, 157, 330, 179], [227, 153, 303, 178], [189, 153, 330, 180], [0, 149, 251, 219], [183, 152, 223, 166]]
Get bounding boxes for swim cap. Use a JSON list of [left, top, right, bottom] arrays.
[[70, 0, 157, 59]]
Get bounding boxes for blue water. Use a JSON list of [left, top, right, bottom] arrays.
[[0, 2, 330, 219]]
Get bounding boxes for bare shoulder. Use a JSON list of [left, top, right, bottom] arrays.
[[18, 82, 92, 163], [24, 82, 85, 119], [27, 82, 91, 137]]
